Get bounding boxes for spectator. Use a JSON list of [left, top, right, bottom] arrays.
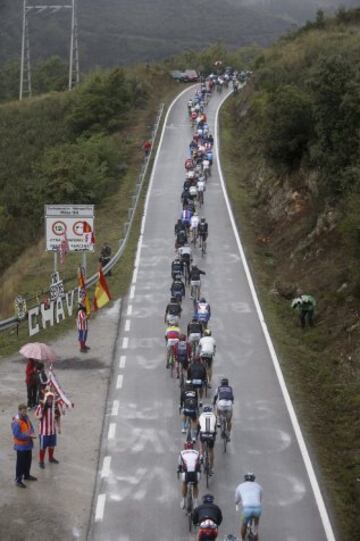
[[99, 243, 112, 276], [76, 304, 89, 353], [35, 390, 61, 469], [36, 363, 50, 404], [143, 140, 152, 157], [11, 403, 37, 487], [291, 294, 316, 328], [25, 358, 37, 409]]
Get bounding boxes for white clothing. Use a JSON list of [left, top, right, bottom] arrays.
[[197, 180, 205, 192], [178, 245, 192, 257], [202, 159, 210, 170], [199, 412, 217, 434], [235, 481, 263, 508], [189, 186, 198, 197], [186, 171, 195, 179], [179, 449, 200, 472], [191, 216, 199, 228], [199, 336, 216, 355]]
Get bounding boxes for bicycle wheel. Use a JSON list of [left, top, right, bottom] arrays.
[[204, 445, 210, 488], [169, 348, 175, 378], [187, 486, 193, 532]]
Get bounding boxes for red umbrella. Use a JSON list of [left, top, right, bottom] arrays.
[[19, 342, 57, 364]]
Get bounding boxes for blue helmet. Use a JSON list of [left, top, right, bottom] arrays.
[[202, 493, 214, 504]]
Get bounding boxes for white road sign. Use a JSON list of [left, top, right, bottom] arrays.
[[45, 205, 95, 252]]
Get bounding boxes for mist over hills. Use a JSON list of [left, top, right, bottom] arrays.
[[0, 0, 356, 69]]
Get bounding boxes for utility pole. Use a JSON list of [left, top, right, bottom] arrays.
[[19, 0, 80, 100]]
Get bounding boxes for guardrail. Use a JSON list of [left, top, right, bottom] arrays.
[[0, 103, 165, 333]]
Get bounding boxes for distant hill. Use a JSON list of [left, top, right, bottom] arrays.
[[1, 0, 356, 70]]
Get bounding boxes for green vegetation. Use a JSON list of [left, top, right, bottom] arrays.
[[221, 9, 360, 540]]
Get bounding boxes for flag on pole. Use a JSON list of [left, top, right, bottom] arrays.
[[93, 268, 112, 311], [78, 266, 91, 316]]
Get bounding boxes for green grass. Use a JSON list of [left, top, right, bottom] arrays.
[[219, 100, 360, 541]]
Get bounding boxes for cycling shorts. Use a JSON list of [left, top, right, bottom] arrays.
[[189, 332, 201, 343], [181, 471, 200, 484], [242, 506, 262, 521], [183, 409, 197, 420], [201, 353, 213, 367], [200, 433, 215, 448], [217, 399, 233, 413], [167, 338, 179, 349], [191, 378, 204, 389], [191, 280, 201, 287]]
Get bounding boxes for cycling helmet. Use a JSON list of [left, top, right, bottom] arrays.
[[200, 217, 206, 223], [200, 297, 206, 303], [184, 441, 193, 450], [224, 536, 239, 541], [202, 494, 214, 504], [244, 473, 256, 482], [221, 378, 229, 386], [203, 405, 212, 413], [170, 296, 177, 303], [204, 329, 211, 336], [180, 334, 186, 341]]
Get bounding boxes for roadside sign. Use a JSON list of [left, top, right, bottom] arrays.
[[45, 205, 95, 252]]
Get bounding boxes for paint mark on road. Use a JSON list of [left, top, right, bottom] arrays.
[[95, 494, 106, 521], [119, 355, 126, 369], [108, 423, 116, 440], [116, 375, 124, 389], [101, 456, 111, 478]]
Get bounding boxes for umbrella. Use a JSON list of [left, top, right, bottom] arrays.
[[19, 342, 57, 364]]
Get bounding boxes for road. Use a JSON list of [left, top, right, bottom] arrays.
[[88, 86, 335, 541]]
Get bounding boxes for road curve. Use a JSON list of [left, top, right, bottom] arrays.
[[88, 86, 335, 541]]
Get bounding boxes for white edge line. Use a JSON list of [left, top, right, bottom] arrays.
[[116, 374, 123, 389], [95, 493, 106, 521], [108, 422, 116, 440], [124, 319, 131, 332], [122, 337, 129, 349], [215, 92, 336, 541], [101, 456, 111, 478], [111, 400, 120, 416], [119, 355, 126, 369], [129, 285, 135, 299], [126, 304, 133, 316]]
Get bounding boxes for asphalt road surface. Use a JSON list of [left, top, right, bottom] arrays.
[[88, 86, 335, 541]]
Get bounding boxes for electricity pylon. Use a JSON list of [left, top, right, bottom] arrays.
[[19, 0, 80, 100]]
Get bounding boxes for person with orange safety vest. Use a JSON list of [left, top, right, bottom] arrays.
[[11, 403, 37, 487]]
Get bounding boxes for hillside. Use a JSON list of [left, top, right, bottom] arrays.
[[0, 0, 296, 69], [221, 8, 360, 540]]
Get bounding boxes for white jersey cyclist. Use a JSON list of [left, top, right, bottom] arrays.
[[198, 335, 216, 357], [190, 214, 200, 230], [199, 409, 217, 435], [197, 179, 206, 193], [189, 185, 198, 198]]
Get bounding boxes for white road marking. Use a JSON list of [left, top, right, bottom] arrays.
[[129, 285, 135, 299], [108, 423, 116, 440], [101, 456, 111, 478], [124, 319, 131, 332], [216, 92, 336, 541], [126, 304, 133, 316], [95, 494, 106, 521], [121, 337, 129, 349], [116, 375, 123, 389], [111, 400, 120, 416], [119, 355, 126, 369]]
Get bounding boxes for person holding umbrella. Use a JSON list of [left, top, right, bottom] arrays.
[[11, 403, 37, 487]]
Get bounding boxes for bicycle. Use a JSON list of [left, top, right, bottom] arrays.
[[185, 481, 196, 532], [199, 236, 207, 257], [202, 439, 211, 488], [219, 411, 229, 453], [167, 344, 176, 378], [244, 516, 258, 541]]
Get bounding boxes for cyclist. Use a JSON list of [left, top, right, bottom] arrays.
[[202, 157, 210, 179], [190, 212, 200, 245], [177, 441, 201, 509], [174, 218, 186, 237], [171, 274, 186, 303], [198, 329, 216, 387], [213, 378, 234, 441], [180, 380, 199, 439], [188, 355, 207, 399], [234, 474, 263, 541], [190, 265, 206, 300], [198, 405, 217, 475], [164, 296, 182, 325], [193, 494, 223, 540], [181, 187, 191, 208], [175, 227, 188, 250], [178, 243, 192, 283], [171, 257, 184, 280], [198, 218, 208, 253], [165, 323, 180, 368], [181, 207, 192, 231], [187, 317, 203, 357], [197, 176, 206, 206], [175, 333, 191, 380], [195, 297, 211, 329]]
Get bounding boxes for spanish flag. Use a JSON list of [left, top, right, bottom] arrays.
[[78, 266, 91, 316], [93, 268, 112, 311]]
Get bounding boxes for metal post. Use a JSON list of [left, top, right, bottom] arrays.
[[68, 0, 75, 90], [53, 250, 58, 273], [82, 251, 87, 275], [19, 0, 26, 100]]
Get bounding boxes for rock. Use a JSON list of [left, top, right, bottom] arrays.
[[337, 283, 348, 293], [274, 281, 297, 299]]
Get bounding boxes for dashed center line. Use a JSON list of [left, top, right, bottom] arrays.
[[101, 456, 111, 478], [126, 305, 133, 316], [111, 400, 119, 416], [108, 423, 116, 440], [122, 337, 129, 349], [95, 494, 106, 521], [116, 375, 123, 389], [124, 319, 131, 332], [119, 355, 126, 369]]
